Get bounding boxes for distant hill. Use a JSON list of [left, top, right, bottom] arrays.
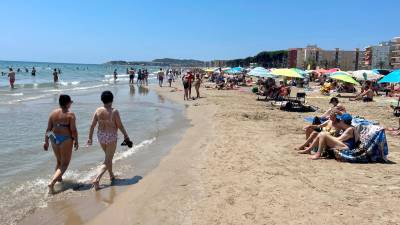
[[105, 58, 206, 67]]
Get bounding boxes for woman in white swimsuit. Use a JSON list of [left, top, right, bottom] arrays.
[[87, 91, 131, 190]]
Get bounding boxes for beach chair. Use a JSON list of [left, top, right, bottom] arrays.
[[287, 92, 306, 105]]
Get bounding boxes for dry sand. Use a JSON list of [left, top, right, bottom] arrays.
[[85, 83, 400, 225]]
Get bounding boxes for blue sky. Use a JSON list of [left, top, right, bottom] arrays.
[[0, 0, 399, 64]]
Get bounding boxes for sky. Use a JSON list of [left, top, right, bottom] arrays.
[[0, 0, 399, 64]]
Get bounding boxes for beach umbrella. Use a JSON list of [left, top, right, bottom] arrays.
[[248, 67, 273, 78], [221, 67, 231, 71], [231, 66, 243, 71], [352, 70, 380, 81], [225, 66, 243, 74], [378, 69, 400, 83], [204, 68, 217, 72], [271, 68, 304, 78], [329, 71, 352, 77], [330, 73, 360, 85]]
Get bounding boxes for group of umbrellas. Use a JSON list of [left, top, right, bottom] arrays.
[[204, 66, 400, 86]]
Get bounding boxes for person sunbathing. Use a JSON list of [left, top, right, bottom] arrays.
[[298, 113, 359, 160], [296, 110, 341, 150], [350, 82, 374, 102]]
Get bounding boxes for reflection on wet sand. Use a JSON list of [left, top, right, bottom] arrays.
[[129, 85, 135, 96], [138, 86, 149, 96]]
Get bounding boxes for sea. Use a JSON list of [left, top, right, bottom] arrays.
[[0, 61, 188, 225]]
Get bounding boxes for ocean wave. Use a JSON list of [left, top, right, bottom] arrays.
[[113, 138, 156, 162], [104, 74, 130, 78]]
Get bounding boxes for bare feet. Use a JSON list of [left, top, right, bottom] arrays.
[[48, 183, 55, 195], [298, 148, 311, 154], [294, 145, 306, 151], [92, 180, 100, 191], [308, 152, 322, 160]]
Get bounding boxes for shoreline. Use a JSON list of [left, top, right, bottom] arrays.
[[16, 84, 190, 225], [86, 83, 216, 224]]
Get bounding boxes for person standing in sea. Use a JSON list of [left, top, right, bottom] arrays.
[[31, 67, 36, 76], [144, 69, 149, 86], [87, 91, 132, 191], [44, 95, 79, 194], [53, 69, 59, 83], [113, 69, 118, 81], [157, 68, 164, 87], [8, 68, 16, 89], [129, 67, 135, 84], [137, 69, 143, 86]]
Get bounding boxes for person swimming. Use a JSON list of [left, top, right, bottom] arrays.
[[87, 91, 131, 191], [44, 94, 79, 194]]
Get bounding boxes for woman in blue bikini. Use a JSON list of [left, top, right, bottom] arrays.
[[44, 94, 79, 194], [298, 113, 359, 160]]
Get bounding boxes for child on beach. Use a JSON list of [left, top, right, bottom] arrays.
[[44, 94, 79, 194], [87, 91, 132, 191]]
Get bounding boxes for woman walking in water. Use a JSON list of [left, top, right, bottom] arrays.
[[87, 91, 131, 191], [44, 94, 79, 194]]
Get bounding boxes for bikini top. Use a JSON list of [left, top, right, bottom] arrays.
[[343, 127, 356, 149]]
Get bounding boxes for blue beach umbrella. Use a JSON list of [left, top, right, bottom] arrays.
[[225, 66, 244, 74], [378, 69, 400, 83], [248, 67, 273, 78]]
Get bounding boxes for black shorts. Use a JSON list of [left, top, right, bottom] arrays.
[[183, 81, 189, 89], [363, 97, 373, 102], [129, 75, 134, 79]]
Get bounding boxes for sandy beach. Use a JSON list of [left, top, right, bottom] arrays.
[[81, 82, 400, 225]]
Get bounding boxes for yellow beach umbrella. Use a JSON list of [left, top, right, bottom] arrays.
[[204, 68, 216, 72], [271, 68, 304, 78]]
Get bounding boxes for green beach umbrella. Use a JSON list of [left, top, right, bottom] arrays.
[[330, 72, 360, 85]]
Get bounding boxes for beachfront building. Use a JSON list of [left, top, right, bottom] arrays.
[[363, 46, 373, 69], [363, 42, 392, 69], [288, 45, 363, 71], [391, 37, 400, 69]]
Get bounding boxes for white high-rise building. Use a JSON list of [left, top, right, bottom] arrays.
[[371, 42, 391, 69]]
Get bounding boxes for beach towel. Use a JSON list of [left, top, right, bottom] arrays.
[[304, 116, 377, 126], [334, 124, 389, 163]]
